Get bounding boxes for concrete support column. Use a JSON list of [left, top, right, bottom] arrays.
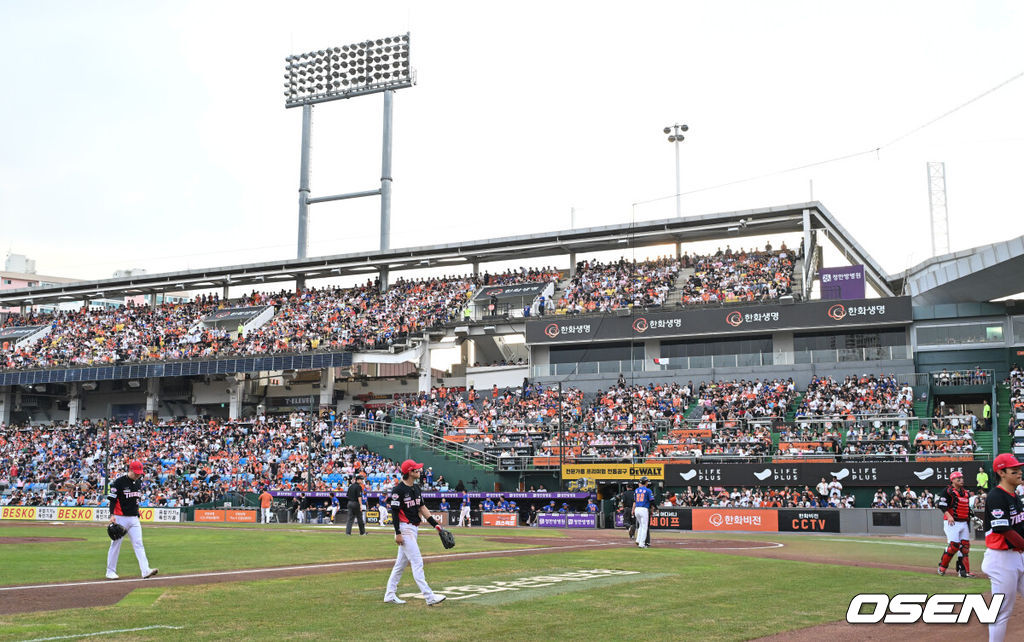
[[222, 282, 230, 301], [418, 341, 432, 394], [0, 387, 11, 426], [68, 383, 81, 426], [773, 331, 795, 366], [146, 379, 160, 421], [569, 252, 577, 278], [675, 242, 682, 260], [229, 374, 245, 420], [319, 368, 335, 407], [472, 261, 480, 278]]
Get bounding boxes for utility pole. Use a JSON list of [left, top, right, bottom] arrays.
[[557, 382, 564, 491]]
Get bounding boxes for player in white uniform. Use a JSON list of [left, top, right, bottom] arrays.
[[981, 453, 1024, 642], [105, 461, 158, 580], [633, 477, 654, 549], [936, 470, 974, 576]]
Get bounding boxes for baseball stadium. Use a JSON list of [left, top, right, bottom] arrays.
[[3, 5, 1024, 641]]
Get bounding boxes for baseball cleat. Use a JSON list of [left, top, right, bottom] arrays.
[[426, 595, 447, 606], [105, 572, 119, 580], [384, 596, 407, 604], [959, 571, 976, 578], [143, 569, 159, 579], [937, 566, 946, 576]]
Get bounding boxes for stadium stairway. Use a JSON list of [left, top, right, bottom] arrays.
[[661, 267, 695, 308], [997, 383, 1012, 454], [784, 394, 803, 423], [348, 429, 506, 491]]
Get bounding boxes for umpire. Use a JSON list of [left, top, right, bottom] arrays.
[[620, 482, 635, 540], [346, 473, 366, 536]]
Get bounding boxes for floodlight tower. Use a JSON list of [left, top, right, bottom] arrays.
[[926, 161, 950, 257], [663, 123, 688, 218], [284, 33, 415, 290]]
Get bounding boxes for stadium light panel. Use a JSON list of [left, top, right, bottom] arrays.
[[284, 33, 414, 107]]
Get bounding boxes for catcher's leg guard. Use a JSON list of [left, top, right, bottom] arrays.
[[959, 540, 972, 574], [939, 541, 961, 571]]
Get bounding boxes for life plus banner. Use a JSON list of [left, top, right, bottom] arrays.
[[819, 266, 866, 300], [666, 461, 968, 488]]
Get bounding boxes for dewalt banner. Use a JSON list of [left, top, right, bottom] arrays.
[[560, 463, 664, 481]]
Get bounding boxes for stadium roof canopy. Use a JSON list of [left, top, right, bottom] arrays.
[[2, 201, 896, 307], [896, 234, 1024, 305]]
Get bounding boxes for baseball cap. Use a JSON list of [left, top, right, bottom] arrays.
[[949, 471, 963, 480], [400, 459, 424, 475], [129, 461, 144, 475], [993, 453, 1023, 472]]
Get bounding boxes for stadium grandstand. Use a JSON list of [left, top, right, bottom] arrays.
[[2, 202, 1024, 511]]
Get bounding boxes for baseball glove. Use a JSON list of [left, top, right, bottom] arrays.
[[438, 528, 456, 549], [107, 522, 127, 541]]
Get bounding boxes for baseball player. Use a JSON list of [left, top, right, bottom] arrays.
[[981, 453, 1024, 642], [458, 492, 471, 527], [105, 460, 158, 580], [633, 477, 654, 549], [384, 460, 446, 606], [937, 470, 975, 577]]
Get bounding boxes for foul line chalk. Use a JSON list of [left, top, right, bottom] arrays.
[[0, 542, 620, 592], [19, 625, 183, 641]]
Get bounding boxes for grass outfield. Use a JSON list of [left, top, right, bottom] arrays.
[[0, 524, 989, 641], [0, 523, 545, 585]]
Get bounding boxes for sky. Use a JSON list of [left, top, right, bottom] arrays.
[[2, 1, 1023, 290]]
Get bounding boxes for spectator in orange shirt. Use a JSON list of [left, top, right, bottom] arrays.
[[258, 488, 274, 524]]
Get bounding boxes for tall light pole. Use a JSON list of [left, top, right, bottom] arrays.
[[283, 34, 415, 291], [663, 123, 688, 218]]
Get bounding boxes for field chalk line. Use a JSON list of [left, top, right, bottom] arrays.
[[0, 542, 620, 592], [19, 625, 183, 641]]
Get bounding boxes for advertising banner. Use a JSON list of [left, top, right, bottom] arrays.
[[0, 325, 45, 342], [648, 507, 693, 530], [482, 512, 518, 527], [194, 510, 225, 522], [271, 491, 592, 501], [537, 513, 597, 528], [778, 509, 841, 533], [474, 283, 548, 300], [0, 506, 181, 523], [225, 509, 257, 523], [201, 306, 269, 324], [819, 266, 866, 300], [526, 296, 911, 344], [666, 462, 968, 488], [561, 463, 664, 481], [692, 508, 778, 532]]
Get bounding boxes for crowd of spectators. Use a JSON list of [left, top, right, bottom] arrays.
[[678, 247, 794, 305], [933, 368, 992, 386], [1, 269, 565, 371], [694, 378, 797, 421], [555, 257, 679, 314], [0, 415, 453, 508], [664, 484, 857, 508], [795, 374, 914, 418]]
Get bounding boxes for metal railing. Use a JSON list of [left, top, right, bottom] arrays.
[[342, 417, 504, 470], [929, 369, 995, 387]]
